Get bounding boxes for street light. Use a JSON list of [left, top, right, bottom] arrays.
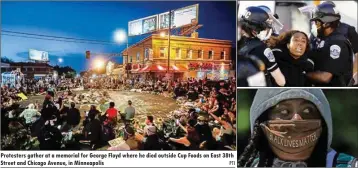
[[113, 29, 129, 78], [58, 58, 63, 63], [114, 29, 127, 43], [94, 59, 105, 70], [160, 32, 166, 37]]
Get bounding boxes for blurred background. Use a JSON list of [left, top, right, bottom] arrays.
[[237, 89, 358, 157], [238, 0, 358, 36]]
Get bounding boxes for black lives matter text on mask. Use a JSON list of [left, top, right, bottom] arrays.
[[268, 132, 318, 148]]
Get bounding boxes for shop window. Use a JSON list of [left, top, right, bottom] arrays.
[[198, 50, 203, 59], [160, 47, 166, 58], [136, 52, 140, 62], [176, 48, 181, 59], [145, 48, 150, 60], [130, 56, 133, 63], [208, 50, 214, 60], [221, 51, 226, 60]]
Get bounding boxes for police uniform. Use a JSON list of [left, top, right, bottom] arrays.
[[237, 6, 282, 86], [308, 3, 354, 86], [310, 30, 353, 86], [310, 22, 358, 53]]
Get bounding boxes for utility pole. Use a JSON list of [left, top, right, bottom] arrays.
[[127, 39, 129, 78], [167, 11, 171, 73]]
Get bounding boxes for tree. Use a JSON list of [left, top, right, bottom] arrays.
[[1, 56, 14, 63], [53, 65, 76, 78]]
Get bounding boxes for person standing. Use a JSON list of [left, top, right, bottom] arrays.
[[238, 6, 286, 86], [268, 30, 314, 86], [306, 3, 353, 86]]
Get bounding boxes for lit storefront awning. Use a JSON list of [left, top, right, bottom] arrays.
[[137, 65, 188, 73]]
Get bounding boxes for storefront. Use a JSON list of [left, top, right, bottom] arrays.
[[186, 62, 230, 80]]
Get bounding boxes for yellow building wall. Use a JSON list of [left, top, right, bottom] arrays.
[[126, 39, 152, 64], [152, 37, 232, 61]]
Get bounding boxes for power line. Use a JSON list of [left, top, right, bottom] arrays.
[[1, 33, 117, 45], [2, 30, 235, 46], [2, 30, 114, 44], [1, 33, 139, 46]]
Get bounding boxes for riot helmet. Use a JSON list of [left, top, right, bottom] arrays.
[[311, 3, 340, 23], [239, 6, 273, 41]]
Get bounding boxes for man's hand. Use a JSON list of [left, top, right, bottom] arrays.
[[306, 71, 333, 84]]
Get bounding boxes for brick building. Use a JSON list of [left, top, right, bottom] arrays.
[[1, 62, 54, 78], [121, 34, 233, 80]]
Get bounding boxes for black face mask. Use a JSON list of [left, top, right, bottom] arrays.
[[317, 22, 330, 39]]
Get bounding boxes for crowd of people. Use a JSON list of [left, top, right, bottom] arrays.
[[1, 74, 236, 151], [237, 1, 358, 87]]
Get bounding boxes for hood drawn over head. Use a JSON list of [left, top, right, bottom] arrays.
[[250, 89, 333, 149]]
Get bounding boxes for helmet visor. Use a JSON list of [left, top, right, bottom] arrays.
[[266, 13, 283, 34], [298, 4, 317, 18]]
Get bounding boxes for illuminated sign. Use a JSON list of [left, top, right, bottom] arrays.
[[29, 49, 49, 62], [128, 4, 199, 36], [129, 15, 158, 36]]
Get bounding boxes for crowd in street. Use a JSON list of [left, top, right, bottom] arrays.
[[1, 75, 236, 150]]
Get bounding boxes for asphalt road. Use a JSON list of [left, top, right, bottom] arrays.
[[107, 91, 179, 122], [20, 90, 179, 123]]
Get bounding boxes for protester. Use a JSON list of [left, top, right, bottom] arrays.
[[37, 115, 62, 150], [123, 100, 135, 123], [237, 89, 358, 167], [88, 112, 102, 150], [142, 115, 160, 150], [169, 119, 200, 150], [66, 102, 81, 127], [18, 103, 41, 131], [267, 30, 314, 86], [106, 102, 118, 125]]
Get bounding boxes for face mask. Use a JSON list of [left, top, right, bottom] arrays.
[[198, 122, 204, 125], [256, 29, 272, 41], [310, 23, 319, 38], [260, 120, 322, 161]]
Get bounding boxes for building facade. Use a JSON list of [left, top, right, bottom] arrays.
[[1, 62, 54, 78], [122, 34, 233, 80]]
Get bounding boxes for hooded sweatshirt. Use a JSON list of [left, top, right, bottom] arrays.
[[250, 89, 335, 166]]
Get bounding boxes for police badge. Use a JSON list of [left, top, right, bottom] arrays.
[[330, 45, 341, 59]]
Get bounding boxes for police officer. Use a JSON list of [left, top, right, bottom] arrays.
[[306, 3, 354, 86], [309, 1, 358, 54], [321, 1, 358, 86], [238, 6, 286, 87]]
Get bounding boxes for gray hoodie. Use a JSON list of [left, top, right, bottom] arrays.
[[250, 89, 333, 149]]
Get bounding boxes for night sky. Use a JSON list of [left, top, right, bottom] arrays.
[[1, 1, 236, 73]]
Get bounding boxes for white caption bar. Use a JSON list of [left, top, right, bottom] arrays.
[[0, 151, 236, 168]]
